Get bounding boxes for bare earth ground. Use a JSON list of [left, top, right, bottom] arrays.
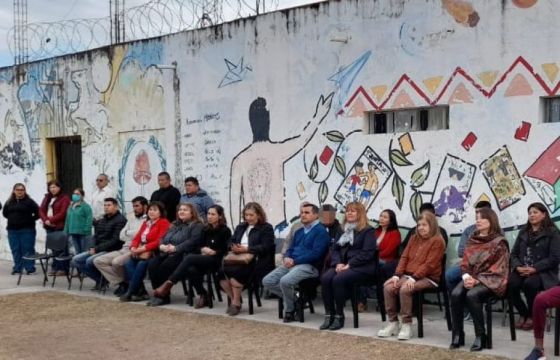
[[0, 292, 503, 360]]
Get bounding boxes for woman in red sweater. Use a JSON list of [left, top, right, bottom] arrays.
[[120, 201, 170, 302]]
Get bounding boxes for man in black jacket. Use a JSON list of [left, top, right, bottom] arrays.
[[150, 172, 181, 222], [71, 198, 127, 288]]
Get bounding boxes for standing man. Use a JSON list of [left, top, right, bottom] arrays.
[[90, 174, 117, 225], [72, 198, 127, 289], [150, 172, 181, 222], [262, 203, 330, 322], [94, 196, 148, 296], [180, 176, 214, 219]]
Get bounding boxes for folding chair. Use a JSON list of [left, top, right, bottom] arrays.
[[18, 231, 68, 287]]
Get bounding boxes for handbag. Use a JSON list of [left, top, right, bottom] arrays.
[[223, 252, 254, 265]]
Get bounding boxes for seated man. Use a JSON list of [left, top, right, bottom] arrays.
[[93, 196, 148, 296], [72, 197, 127, 289], [262, 203, 330, 322], [274, 202, 309, 267]]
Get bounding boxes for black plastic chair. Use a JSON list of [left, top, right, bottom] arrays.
[[485, 295, 516, 349], [277, 277, 318, 322], [414, 254, 452, 338], [554, 307, 560, 356], [349, 251, 386, 328], [184, 271, 223, 308], [18, 231, 68, 287]]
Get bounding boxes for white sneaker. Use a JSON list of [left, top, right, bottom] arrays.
[[377, 321, 400, 337], [397, 323, 412, 340]]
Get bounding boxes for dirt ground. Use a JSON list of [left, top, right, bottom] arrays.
[[0, 292, 503, 360]]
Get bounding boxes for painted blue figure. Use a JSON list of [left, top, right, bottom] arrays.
[[434, 168, 468, 223]]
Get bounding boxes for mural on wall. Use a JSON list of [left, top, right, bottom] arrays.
[[512, 0, 538, 8], [431, 154, 476, 223], [334, 146, 392, 209], [480, 146, 526, 211], [229, 92, 334, 227], [218, 57, 253, 88], [524, 136, 560, 213], [118, 135, 166, 212], [328, 51, 371, 112], [441, 0, 480, 28]]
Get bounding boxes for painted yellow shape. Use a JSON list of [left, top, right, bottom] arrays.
[[370, 85, 388, 102], [102, 45, 127, 104], [398, 133, 414, 155], [477, 71, 499, 87], [476, 193, 491, 204], [422, 76, 444, 95], [542, 63, 559, 83]]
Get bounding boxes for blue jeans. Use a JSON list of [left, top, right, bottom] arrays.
[[263, 264, 319, 312], [124, 258, 149, 296], [7, 229, 36, 273], [72, 251, 106, 282], [445, 264, 462, 292], [69, 234, 91, 255]]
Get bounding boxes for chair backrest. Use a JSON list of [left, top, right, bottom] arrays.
[[46, 231, 69, 252]]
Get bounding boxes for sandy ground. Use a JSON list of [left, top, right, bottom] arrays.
[[0, 292, 504, 360]]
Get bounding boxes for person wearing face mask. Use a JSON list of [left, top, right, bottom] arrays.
[[64, 188, 93, 255], [378, 212, 445, 341]]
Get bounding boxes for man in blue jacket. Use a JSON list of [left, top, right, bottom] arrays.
[[262, 203, 330, 322], [180, 176, 214, 219]]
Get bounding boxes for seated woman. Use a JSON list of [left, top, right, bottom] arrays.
[[147, 203, 204, 306], [153, 204, 231, 308], [219, 202, 275, 316], [356, 209, 401, 312], [378, 212, 445, 340], [319, 202, 375, 331], [509, 202, 560, 331], [449, 207, 509, 352], [120, 201, 170, 302]]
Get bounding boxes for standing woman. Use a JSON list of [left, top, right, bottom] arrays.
[[220, 202, 275, 316], [509, 202, 560, 331], [2, 183, 39, 275], [63, 188, 93, 255], [154, 204, 232, 309], [39, 180, 71, 276], [378, 212, 445, 340], [147, 203, 204, 306], [120, 201, 170, 302], [449, 207, 510, 351], [320, 202, 376, 331]]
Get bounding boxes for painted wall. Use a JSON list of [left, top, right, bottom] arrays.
[[0, 0, 559, 259]]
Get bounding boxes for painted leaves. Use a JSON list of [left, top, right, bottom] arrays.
[[410, 191, 423, 221], [390, 149, 413, 166], [392, 175, 405, 209], [410, 161, 430, 189]]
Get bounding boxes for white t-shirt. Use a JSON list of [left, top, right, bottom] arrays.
[[240, 225, 254, 246]]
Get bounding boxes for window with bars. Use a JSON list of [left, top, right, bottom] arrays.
[[542, 97, 560, 123], [367, 106, 449, 134]]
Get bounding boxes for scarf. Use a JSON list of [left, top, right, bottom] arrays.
[[462, 233, 510, 296], [337, 223, 357, 247]]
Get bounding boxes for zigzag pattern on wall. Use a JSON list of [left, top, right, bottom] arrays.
[[343, 56, 560, 112]]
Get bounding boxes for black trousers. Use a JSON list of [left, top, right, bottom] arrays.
[[321, 268, 370, 316], [169, 254, 220, 295], [451, 281, 493, 336], [508, 271, 542, 318], [148, 254, 183, 290]]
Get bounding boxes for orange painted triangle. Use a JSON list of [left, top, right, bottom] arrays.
[[448, 83, 473, 104], [542, 63, 559, 83], [370, 85, 388, 102], [391, 89, 415, 109], [505, 73, 533, 97], [347, 97, 367, 117], [477, 71, 499, 87], [422, 76, 443, 95]]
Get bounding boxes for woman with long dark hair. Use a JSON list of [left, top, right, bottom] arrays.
[[39, 180, 71, 275], [2, 183, 39, 275], [509, 202, 560, 331]]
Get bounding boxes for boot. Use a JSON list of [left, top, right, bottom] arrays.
[[319, 314, 334, 330], [449, 330, 465, 349], [154, 280, 174, 299], [328, 315, 345, 331]]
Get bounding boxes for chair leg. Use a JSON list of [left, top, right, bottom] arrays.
[[213, 273, 223, 302], [41, 258, 49, 287], [67, 266, 74, 290], [187, 281, 195, 306], [555, 308, 560, 356], [298, 296, 305, 323], [443, 287, 452, 331], [206, 273, 214, 309], [417, 293, 424, 338], [436, 291, 443, 311], [278, 298, 284, 319], [308, 299, 315, 314], [351, 285, 359, 328], [255, 284, 262, 307], [181, 279, 188, 296], [486, 300, 493, 349], [507, 298, 516, 341], [376, 282, 386, 322], [51, 272, 57, 287], [248, 286, 254, 315]]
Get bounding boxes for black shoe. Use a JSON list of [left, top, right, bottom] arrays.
[[470, 335, 486, 352], [11, 270, 22, 275], [449, 331, 465, 349], [26, 269, 36, 275], [113, 283, 128, 297], [283, 311, 296, 323], [90, 283, 101, 291], [319, 315, 334, 330], [119, 293, 132, 302], [131, 293, 150, 302], [328, 315, 345, 331]]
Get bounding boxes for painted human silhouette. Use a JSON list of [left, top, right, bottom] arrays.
[[229, 93, 334, 227]]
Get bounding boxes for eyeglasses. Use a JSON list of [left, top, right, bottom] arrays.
[[96, 179, 105, 182], [14, 188, 25, 191]]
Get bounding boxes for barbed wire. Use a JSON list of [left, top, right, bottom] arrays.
[[8, 0, 281, 63]]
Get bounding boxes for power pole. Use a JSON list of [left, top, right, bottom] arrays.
[[13, 0, 28, 65], [110, 0, 126, 44]]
